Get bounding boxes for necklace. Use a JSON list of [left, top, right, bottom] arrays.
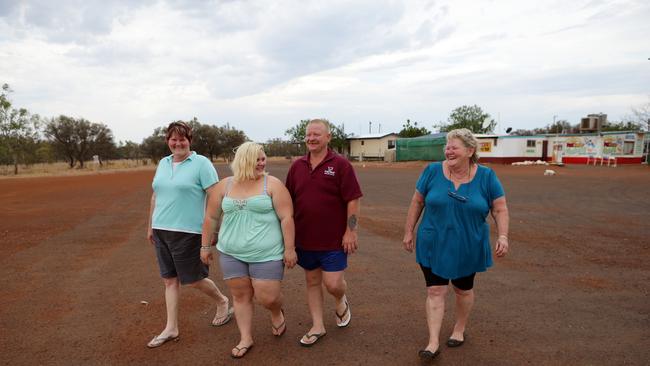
[[448, 163, 471, 182]]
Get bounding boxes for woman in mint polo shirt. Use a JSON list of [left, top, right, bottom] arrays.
[[146, 121, 232, 349], [201, 142, 297, 359], [402, 128, 510, 361]]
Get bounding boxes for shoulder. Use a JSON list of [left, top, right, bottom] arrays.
[[266, 175, 283, 186], [477, 164, 495, 177], [289, 156, 308, 170], [192, 153, 212, 165], [422, 161, 441, 174]]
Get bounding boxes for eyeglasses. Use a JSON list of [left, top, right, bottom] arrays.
[[447, 190, 467, 203]]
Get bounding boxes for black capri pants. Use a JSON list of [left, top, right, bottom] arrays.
[[419, 265, 476, 291]]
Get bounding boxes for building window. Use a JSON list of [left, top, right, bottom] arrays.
[[361, 140, 364, 146], [527, 140, 536, 148], [387, 140, 395, 149], [623, 141, 634, 155]]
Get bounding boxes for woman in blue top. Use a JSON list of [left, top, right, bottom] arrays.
[[201, 142, 297, 359], [147, 122, 232, 348], [402, 128, 510, 361]]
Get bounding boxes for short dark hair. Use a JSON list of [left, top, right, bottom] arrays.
[[166, 121, 192, 143]]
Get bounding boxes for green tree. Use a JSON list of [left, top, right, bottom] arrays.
[[398, 119, 430, 138], [116, 140, 142, 160], [438, 105, 495, 133], [284, 119, 348, 154], [87, 122, 116, 165], [601, 120, 642, 132], [190, 120, 224, 161], [220, 124, 248, 161], [546, 120, 575, 134], [141, 127, 168, 163], [263, 138, 297, 157], [45, 116, 116, 168], [44, 115, 77, 167], [0, 83, 41, 174]]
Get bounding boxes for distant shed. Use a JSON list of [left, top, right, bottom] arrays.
[[396, 133, 446, 161]]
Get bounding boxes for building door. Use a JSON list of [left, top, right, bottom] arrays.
[[542, 140, 548, 161]]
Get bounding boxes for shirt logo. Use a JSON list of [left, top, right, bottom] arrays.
[[324, 166, 335, 176]]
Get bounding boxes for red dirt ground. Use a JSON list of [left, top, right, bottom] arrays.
[[0, 162, 648, 365]]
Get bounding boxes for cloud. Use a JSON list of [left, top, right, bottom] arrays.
[[0, 0, 648, 143]]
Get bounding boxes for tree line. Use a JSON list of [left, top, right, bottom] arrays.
[[3, 82, 648, 174], [0, 84, 249, 174], [397, 104, 649, 138]]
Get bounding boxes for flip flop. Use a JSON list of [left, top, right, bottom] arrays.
[[418, 348, 441, 360], [147, 334, 180, 348], [299, 332, 327, 347], [211, 306, 234, 327], [335, 298, 351, 328], [231, 344, 254, 359], [272, 308, 286, 337]]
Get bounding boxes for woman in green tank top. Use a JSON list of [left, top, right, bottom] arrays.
[[201, 142, 296, 359]]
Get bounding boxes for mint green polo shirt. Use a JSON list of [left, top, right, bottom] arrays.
[[152, 152, 219, 234]]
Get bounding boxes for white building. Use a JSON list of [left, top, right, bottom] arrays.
[[474, 131, 645, 164], [347, 133, 398, 161]]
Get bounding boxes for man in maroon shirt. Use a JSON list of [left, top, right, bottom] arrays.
[[285, 119, 362, 347]]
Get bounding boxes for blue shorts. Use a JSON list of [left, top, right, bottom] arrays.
[[296, 248, 347, 272]]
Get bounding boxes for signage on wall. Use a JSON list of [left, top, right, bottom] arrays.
[[479, 142, 491, 152]]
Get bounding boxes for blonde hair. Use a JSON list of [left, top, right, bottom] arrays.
[[446, 128, 479, 164], [308, 119, 331, 134], [231, 142, 266, 181]]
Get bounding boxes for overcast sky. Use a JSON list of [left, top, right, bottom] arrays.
[[1, 0, 648, 143]]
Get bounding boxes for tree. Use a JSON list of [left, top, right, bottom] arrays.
[[263, 138, 299, 157], [190, 120, 224, 161], [626, 97, 650, 131], [284, 119, 349, 154], [0, 83, 41, 174], [44, 115, 77, 167], [45, 116, 116, 168], [438, 105, 495, 133], [220, 124, 248, 161], [116, 140, 142, 160], [545, 119, 576, 134], [398, 119, 430, 138], [87, 123, 116, 165], [141, 127, 168, 163]]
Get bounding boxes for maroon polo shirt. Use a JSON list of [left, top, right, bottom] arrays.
[[286, 149, 363, 251]]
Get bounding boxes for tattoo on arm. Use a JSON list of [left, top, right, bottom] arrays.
[[348, 215, 357, 230]]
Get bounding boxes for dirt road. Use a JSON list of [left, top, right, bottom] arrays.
[[1, 162, 648, 365]]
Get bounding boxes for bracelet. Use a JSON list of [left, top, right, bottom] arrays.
[[498, 235, 508, 240], [200, 245, 214, 250]]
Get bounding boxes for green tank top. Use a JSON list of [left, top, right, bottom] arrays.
[[217, 176, 284, 262]]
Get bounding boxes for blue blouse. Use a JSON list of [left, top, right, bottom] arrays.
[[415, 162, 504, 279]]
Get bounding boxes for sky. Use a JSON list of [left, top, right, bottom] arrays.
[[1, 0, 649, 143]]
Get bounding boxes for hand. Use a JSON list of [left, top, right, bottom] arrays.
[[283, 248, 297, 269], [147, 228, 155, 245], [342, 229, 358, 254], [200, 248, 214, 265], [495, 236, 509, 257], [402, 231, 414, 253]]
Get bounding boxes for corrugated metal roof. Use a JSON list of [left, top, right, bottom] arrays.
[[347, 132, 398, 140]]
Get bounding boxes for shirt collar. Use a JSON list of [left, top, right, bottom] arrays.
[[300, 148, 335, 164], [166, 151, 196, 163]]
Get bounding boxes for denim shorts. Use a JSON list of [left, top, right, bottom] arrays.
[[296, 248, 347, 272], [153, 229, 208, 285], [218, 252, 284, 281]]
